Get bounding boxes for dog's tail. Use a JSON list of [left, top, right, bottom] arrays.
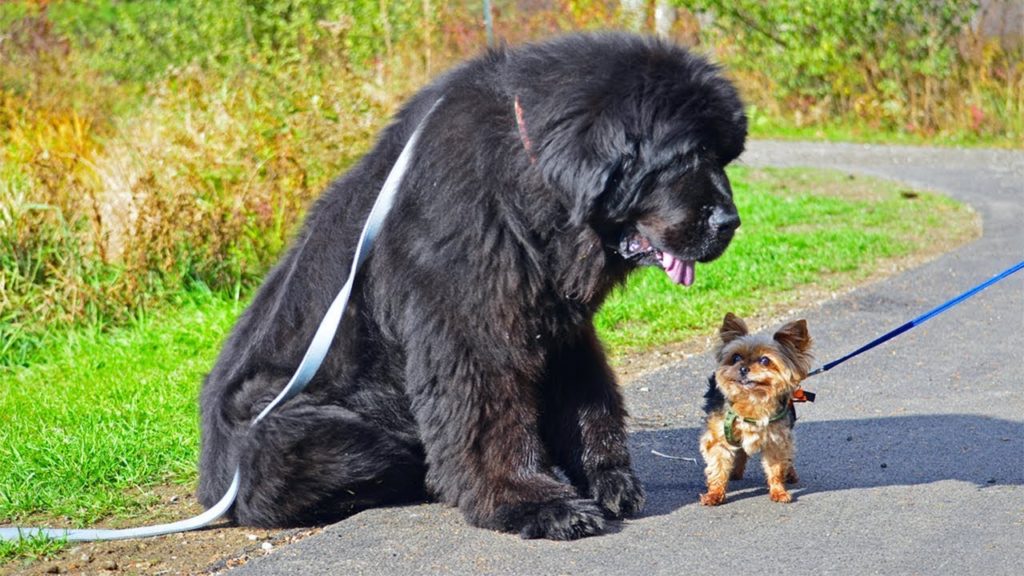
[[701, 373, 726, 415]]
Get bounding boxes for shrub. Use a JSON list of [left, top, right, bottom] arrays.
[[686, 0, 1022, 141], [0, 1, 426, 365]]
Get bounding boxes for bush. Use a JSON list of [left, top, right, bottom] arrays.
[[43, 0, 432, 80], [686, 0, 1022, 141], [0, 1, 427, 365]]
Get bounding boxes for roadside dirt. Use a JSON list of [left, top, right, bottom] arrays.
[[1, 171, 981, 576], [0, 485, 321, 576]]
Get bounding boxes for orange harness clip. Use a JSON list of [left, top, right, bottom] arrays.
[[791, 387, 816, 403]]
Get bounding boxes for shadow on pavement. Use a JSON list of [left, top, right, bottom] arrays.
[[628, 414, 1023, 517]]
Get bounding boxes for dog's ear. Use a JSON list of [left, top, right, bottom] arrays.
[[529, 100, 634, 227], [774, 319, 812, 353], [557, 151, 636, 227], [719, 312, 749, 344], [557, 157, 623, 227]]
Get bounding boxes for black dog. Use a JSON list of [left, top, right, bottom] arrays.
[[198, 32, 746, 540]]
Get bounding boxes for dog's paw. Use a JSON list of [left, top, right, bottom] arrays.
[[769, 486, 792, 503], [699, 489, 726, 506], [590, 467, 645, 518], [498, 498, 607, 540]]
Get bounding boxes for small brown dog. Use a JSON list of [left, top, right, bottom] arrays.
[[699, 313, 813, 506]]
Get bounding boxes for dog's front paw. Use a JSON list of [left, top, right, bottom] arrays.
[[590, 467, 645, 518], [495, 498, 607, 540], [700, 489, 726, 506], [769, 486, 792, 503]]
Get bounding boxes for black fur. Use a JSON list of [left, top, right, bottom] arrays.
[[198, 32, 746, 540], [703, 373, 727, 415]]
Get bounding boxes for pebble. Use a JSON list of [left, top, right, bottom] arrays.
[[261, 542, 274, 553], [101, 559, 118, 571]]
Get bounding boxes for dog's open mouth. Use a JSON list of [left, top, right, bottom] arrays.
[[618, 230, 695, 286]]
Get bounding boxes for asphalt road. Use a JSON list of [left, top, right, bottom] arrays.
[[233, 142, 1023, 575]]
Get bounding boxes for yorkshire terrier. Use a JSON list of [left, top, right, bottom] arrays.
[[699, 313, 813, 506]]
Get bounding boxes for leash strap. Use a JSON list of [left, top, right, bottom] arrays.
[[807, 259, 1024, 378], [0, 98, 445, 543]]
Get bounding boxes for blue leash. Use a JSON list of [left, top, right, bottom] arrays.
[[806, 259, 1024, 378]]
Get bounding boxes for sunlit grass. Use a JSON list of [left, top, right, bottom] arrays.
[[0, 531, 66, 564], [0, 291, 241, 531]]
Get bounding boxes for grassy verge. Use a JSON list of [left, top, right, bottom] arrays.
[[0, 167, 978, 562], [0, 293, 241, 542], [748, 117, 1022, 149]]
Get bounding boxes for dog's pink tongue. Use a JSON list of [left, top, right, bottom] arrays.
[[661, 253, 695, 286]]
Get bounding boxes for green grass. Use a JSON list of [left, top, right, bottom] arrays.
[[0, 532, 66, 566], [750, 121, 1021, 150], [0, 167, 976, 562], [0, 292, 241, 528]]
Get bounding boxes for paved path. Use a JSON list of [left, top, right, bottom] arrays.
[[234, 142, 1023, 575]]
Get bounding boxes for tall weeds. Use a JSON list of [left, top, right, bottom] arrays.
[[0, 2, 419, 365]]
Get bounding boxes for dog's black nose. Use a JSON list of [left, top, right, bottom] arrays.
[[739, 365, 749, 377], [710, 207, 741, 234]]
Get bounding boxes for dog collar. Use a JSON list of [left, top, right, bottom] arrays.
[[514, 95, 536, 164], [723, 403, 790, 447]]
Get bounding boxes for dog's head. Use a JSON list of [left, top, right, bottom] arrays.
[[611, 153, 741, 286], [714, 313, 814, 405], [514, 34, 746, 287]]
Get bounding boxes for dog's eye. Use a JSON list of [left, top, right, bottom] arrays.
[[758, 356, 772, 367], [731, 353, 743, 364]]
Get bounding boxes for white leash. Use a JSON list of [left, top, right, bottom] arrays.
[[0, 98, 444, 543]]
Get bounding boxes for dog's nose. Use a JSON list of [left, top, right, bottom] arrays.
[[739, 365, 749, 377], [709, 207, 740, 235]]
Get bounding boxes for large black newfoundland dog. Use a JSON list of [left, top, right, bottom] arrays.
[[198, 32, 746, 540]]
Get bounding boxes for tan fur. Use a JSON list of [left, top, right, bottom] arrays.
[[699, 313, 812, 506]]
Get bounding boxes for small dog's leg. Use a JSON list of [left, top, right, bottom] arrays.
[[761, 436, 794, 503], [784, 464, 799, 485], [729, 451, 748, 481], [699, 432, 736, 506]]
